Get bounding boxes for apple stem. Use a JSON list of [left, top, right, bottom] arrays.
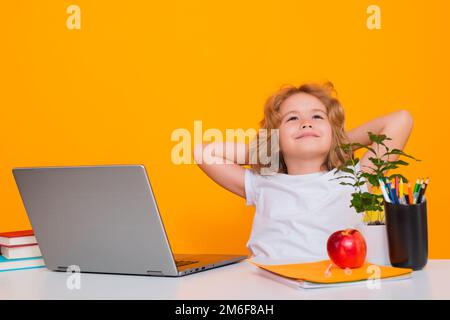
[[342, 228, 355, 236]]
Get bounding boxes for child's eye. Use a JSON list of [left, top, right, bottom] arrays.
[[313, 115, 324, 119], [287, 116, 298, 122]]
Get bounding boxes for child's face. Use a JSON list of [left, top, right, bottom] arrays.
[[278, 93, 333, 162]]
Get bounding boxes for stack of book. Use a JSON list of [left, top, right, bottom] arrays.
[[0, 230, 46, 272]]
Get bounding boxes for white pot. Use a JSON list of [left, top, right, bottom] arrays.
[[358, 224, 391, 266]]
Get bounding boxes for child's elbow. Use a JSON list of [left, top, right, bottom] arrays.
[[193, 143, 211, 165], [193, 143, 204, 165], [396, 109, 414, 131]]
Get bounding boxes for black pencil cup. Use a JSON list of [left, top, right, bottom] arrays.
[[384, 199, 428, 270]]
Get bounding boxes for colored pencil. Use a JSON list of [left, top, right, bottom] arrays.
[[386, 181, 399, 204], [395, 176, 399, 198], [399, 178, 405, 204], [417, 179, 428, 204], [422, 177, 429, 201], [408, 182, 414, 205], [378, 178, 391, 203], [413, 178, 420, 194], [414, 179, 423, 204]]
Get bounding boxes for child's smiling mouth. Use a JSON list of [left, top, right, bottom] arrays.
[[294, 132, 320, 139]]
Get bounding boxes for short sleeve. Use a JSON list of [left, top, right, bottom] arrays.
[[244, 169, 259, 206]]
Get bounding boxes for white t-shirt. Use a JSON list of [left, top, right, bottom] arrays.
[[244, 162, 367, 265]]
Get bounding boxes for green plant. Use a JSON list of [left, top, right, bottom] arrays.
[[331, 132, 420, 224]]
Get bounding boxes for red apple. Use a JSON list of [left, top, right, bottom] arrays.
[[327, 229, 367, 269]]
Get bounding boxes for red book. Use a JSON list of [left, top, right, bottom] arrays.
[[0, 230, 37, 246]]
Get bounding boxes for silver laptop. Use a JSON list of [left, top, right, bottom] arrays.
[[12, 165, 247, 276]]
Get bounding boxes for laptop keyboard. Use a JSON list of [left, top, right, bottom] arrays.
[[175, 260, 199, 267]]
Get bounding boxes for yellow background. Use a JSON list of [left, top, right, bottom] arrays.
[[1, 1, 449, 257]]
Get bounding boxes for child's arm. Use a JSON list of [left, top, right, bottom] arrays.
[[193, 142, 248, 198], [346, 110, 414, 174]]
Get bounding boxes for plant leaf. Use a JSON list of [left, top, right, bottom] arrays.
[[383, 149, 421, 161], [338, 182, 355, 186], [387, 173, 409, 183]]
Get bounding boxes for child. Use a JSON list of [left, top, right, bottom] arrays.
[[194, 82, 413, 264]]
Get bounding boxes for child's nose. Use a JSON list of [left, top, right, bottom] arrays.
[[301, 121, 313, 129]]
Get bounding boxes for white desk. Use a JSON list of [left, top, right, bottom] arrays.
[[1, 259, 450, 299]]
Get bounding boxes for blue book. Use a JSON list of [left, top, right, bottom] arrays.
[[0, 255, 46, 272]]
